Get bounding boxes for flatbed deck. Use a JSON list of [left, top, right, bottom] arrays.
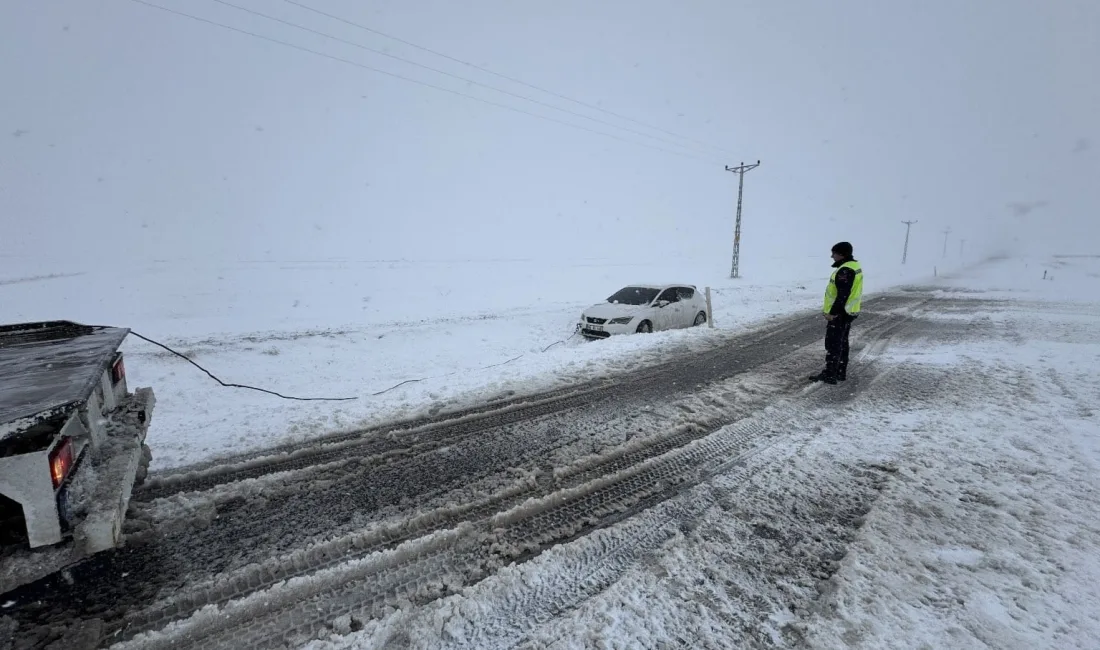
[[0, 322, 130, 442]]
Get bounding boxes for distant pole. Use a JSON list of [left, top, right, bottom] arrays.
[[942, 227, 952, 259], [901, 220, 918, 264], [724, 160, 761, 279], [959, 239, 966, 257]]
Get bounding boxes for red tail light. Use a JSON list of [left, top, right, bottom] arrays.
[[50, 438, 74, 488], [111, 355, 126, 384]]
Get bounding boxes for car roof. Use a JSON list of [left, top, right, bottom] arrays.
[[621, 284, 696, 290]]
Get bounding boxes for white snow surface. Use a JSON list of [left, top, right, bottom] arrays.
[[1, 254, 954, 470], [279, 254, 1100, 649], [9, 253, 1100, 649]]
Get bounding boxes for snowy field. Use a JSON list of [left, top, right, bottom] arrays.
[[2, 253, 958, 470]]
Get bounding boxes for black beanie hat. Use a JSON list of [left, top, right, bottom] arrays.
[[831, 241, 853, 256]]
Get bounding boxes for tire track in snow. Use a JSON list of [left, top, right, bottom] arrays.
[[135, 385, 609, 501], [113, 305, 922, 642], [119, 406, 799, 649], [122, 351, 908, 650], [114, 371, 800, 642]]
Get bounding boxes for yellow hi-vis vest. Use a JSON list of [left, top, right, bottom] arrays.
[[824, 260, 863, 315]]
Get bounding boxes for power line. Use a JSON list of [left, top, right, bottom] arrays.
[[283, 0, 737, 157], [123, 0, 721, 165], [209, 0, 726, 161]]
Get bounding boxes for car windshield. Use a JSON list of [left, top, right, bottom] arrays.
[[606, 286, 660, 305]]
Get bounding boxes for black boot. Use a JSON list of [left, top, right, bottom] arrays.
[[809, 371, 838, 384]]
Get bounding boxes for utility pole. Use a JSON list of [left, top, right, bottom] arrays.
[[724, 161, 761, 279], [959, 239, 966, 257], [942, 227, 951, 259], [901, 220, 918, 264]]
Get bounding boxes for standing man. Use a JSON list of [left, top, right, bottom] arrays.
[[810, 241, 863, 385]]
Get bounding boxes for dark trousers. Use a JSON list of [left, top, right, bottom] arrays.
[[824, 315, 855, 379]]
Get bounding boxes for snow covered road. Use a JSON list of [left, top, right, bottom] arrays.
[[0, 292, 924, 646], [3, 257, 1100, 650]]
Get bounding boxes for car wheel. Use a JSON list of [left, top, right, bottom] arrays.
[[693, 311, 707, 326], [636, 320, 653, 334]]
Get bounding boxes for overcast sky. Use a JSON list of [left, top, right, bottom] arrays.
[[2, 0, 1097, 271]]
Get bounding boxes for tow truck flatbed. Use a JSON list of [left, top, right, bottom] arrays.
[[0, 320, 154, 596], [0, 322, 130, 447]]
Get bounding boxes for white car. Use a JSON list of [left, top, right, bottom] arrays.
[[579, 284, 709, 339]]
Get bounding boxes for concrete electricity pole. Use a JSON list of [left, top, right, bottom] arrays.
[[901, 220, 918, 264], [960, 239, 966, 257], [942, 227, 952, 259], [724, 160, 761, 279]]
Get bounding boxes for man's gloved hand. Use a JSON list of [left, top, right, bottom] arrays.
[[824, 314, 837, 321]]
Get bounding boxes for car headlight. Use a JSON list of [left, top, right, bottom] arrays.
[[608, 316, 633, 325]]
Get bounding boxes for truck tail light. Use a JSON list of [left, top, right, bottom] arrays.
[[50, 438, 75, 488], [111, 354, 126, 384]]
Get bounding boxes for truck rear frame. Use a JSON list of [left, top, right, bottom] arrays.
[[0, 321, 155, 594]]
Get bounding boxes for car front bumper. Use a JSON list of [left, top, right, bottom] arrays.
[[579, 320, 638, 339]]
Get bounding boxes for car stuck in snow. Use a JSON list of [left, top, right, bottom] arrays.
[[579, 284, 709, 339]]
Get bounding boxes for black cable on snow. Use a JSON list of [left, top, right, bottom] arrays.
[[541, 331, 579, 352], [124, 326, 578, 401], [127, 331, 358, 402]]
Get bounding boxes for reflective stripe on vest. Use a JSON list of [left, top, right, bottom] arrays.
[[823, 260, 863, 315]]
